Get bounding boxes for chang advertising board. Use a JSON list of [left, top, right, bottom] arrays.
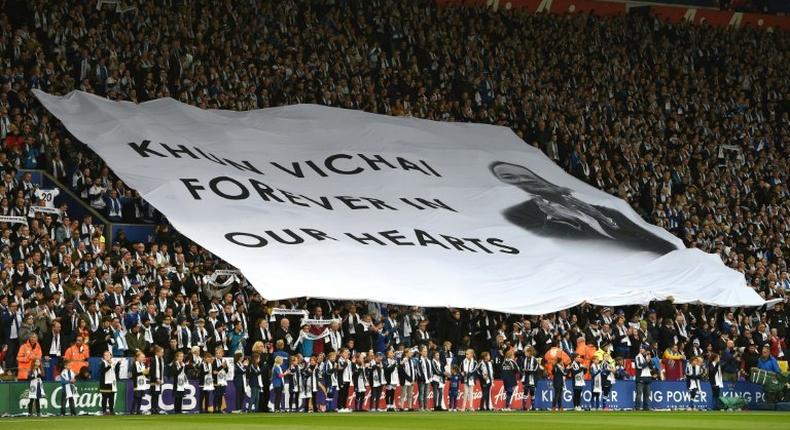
[[3, 381, 127, 416]]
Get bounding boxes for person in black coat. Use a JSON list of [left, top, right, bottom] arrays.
[[91, 319, 114, 357], [171, 351, 188, 414], [520, 346, 540, 411], [430, 351, 445, 411], [534, 321, 554, 357], [708, 353, 724, 410], [213, 347, 230, 413], [41, 321, 66, 358], [273, 318, 294, 354], [154, 316, 173, 349], [98, 350, 121, 415], [490, 162, 677, 254], [552, 359, 567, 412], [261, 352, 273, 412], [59, 304, 79, 343], [198, 352, 214, 413], [130, 351, 149, 415], [247, 353, 263, 413], [478, 351, 495, 411], [441, 310, 464, 350], [233, 352, 247, 413], [149, 345, 166, 414], [500, 350, 519, 411], [249, 319, 273, 355], [658, 319, 677, 353], [355, 317, 373, 353]]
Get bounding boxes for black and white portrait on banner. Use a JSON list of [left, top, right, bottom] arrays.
[[490, 161, 677, 254]]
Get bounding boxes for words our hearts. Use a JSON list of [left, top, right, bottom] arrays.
[[223, 228, 520, 255]]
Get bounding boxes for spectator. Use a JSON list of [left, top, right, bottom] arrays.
[[63, 335, 90, 375], [126, 323, 148, 355], [662, 344, 686, 361], [757, 346, 782, 374], [742, 343, 760, 372], [275, 318, 294, 353], [18, 314, 36, 344], [16, 333, 43, 380], [228, 320, 246, 354], [0, 3, 783, 417], [720, 340, 740, 382]]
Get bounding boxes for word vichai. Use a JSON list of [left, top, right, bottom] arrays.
[[129, 141, 442, 179]]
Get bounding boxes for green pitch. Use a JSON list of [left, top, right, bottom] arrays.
[[1, 411, 787, 430]]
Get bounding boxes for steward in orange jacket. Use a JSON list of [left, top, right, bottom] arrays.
[[17, 334, 43, 379]]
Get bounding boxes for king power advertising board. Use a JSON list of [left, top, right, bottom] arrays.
[[0, 379, 763, 415]]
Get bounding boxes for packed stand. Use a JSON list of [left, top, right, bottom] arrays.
[[0, 0, 788, 416]]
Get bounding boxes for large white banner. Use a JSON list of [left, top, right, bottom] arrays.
[[34, 90, 764, 314]]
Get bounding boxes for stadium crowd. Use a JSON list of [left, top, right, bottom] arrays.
[[0, 0, 788, 415]]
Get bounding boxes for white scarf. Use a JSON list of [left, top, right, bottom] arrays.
[[103, 360, 116, 384]]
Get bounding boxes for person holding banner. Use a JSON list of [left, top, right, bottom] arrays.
[[292, 324, 315, 358], [59, 358, 79, 416], [274, 317, 296, 354], [309, 309, 326, 357], [324, 322, 343, 354]]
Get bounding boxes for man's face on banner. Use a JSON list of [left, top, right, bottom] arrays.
[[492, 162, 558, 196]]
